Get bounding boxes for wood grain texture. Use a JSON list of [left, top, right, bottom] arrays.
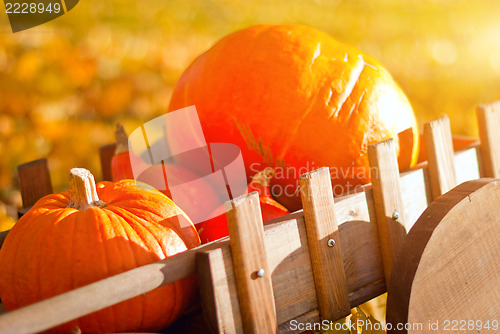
[[477, 102, 500, 178], [226, 192, 278, 334], [399, 168, 431, 227], [299, 167, 350, 319], [387, 179, 500, 333], [423, 116, 457, 200], [99, 143, 116, 182], [454, 146, 481, 184], [17, 159, 52, 209], [197, 248, 241, 334], [368, 139, 407, 285]]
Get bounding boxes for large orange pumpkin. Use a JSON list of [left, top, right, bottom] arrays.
[[169, 24, 419, 211], [0, 168, 200, 333]]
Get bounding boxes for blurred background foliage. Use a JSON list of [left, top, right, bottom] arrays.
[[1, 0, 500, 209]]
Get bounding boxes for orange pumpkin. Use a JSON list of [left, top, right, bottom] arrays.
[[0, 168, 200, 333], [169, 24, 419, 211], [199, 168, 289, 243]]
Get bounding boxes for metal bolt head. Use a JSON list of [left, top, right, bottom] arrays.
[[327, 239, 335, 247], [256, 269, 265, 278], [392, 211, 400, 220]]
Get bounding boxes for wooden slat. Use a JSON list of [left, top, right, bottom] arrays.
[[17, 159, 52, 210], [299, 167, 350, 319], [197, 249, 240, 333], [226, 192, 277, 334], [368, 139, 407, 285], [476, 102, 500, 178], [399, 168, 431, 226], [326, 190, 383, 294], [423, 116, 457, 200], [99, 143, 116, 182], [455, 146, 481, 183]]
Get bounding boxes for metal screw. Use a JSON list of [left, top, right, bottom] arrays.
[[256, 269, 265, 278], [392, 211, 399, 220], [327, 239, 335, 247]]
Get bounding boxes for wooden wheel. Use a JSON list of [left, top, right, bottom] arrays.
[[387, 179, 500, 333]]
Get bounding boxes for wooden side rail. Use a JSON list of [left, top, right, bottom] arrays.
[[17, 159, 52, 218], [99, 143, 116, 182]]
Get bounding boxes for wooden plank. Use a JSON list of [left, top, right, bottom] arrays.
[[330, 190, 384, 294], [197, 249, 241, 334], [423, 116, 457, 200], [226, 192, 278, 334], [262, 213, 318, 324], [299, 167, 350, 319], [476, 102, 500, 178], [387, 179, 500, 333], [368, 139, 407, 285], [399, 168, 430, 227], [455, 146, 481, 184], [17, 159, 52, 209], [99, 143, 116, 182]]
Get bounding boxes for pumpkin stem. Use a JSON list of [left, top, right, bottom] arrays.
[[251, 167, 275, 187], [114, 123, 129, 155], [68, 168, 106, 210]]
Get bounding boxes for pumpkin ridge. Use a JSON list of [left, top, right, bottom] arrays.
[[92, 209, 118, 330], [15, 207, 61, 311], [104, 209, 144, 331], [109, 194, 183, 222], [104, 206, 169, 259], [33, 210, 60, 306], [77, 209, 105, 332], [164, 277, 180, 328], [330, 56, 366, 121], [0, 210, 36, 308], [277, 80, 324, 162], [29, 193, 70, 212], [67, 202, 77, 311], [104, 209, 139, 268]]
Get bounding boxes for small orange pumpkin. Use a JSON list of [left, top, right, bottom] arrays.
[[0, 168, 200, 333]]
